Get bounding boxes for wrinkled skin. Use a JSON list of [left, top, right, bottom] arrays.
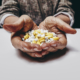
[[38, 16, 76, 56], [4, 15, 76, 58]]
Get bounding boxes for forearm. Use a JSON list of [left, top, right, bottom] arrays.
[[55, 14, 70, 25]]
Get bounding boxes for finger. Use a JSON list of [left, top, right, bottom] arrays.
[[56, 34, 67, 49], [44, 16, 76, 34], [47, 46, 58, 52], [20, 42, 42, 53], [41, 50, 49, 56], [11, 34, 35, 52], [41, 43, 50, 50], [41, 42, 57, 52], [26, 52, 42, 58], [34, 52, 43, 57], [56, 18, 76, 34], [29, 43, 42, 51], [50, 34, 67, 50], [20, 42, 35, 52], [11, 32, 42, 53], [26, 52, 35, 57], [14, 38, 43, 57]]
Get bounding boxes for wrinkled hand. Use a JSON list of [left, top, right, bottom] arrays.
[[39, 16, 76, 55], [11, 32, 44, 58], [3, 15, 37, 32], [5, 15, 44, 57]]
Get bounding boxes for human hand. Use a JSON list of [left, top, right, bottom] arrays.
[[39, 16, 76, 55], [3, 15, 43, 57], [3, 15, 48, 58], [11, 32, 45, 58], [3, 15, 37, 32]]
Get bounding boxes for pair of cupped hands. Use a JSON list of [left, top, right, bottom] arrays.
[[3, 15, 76, 58]]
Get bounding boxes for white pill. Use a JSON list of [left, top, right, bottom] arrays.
[[22, 38, 24, 41], [41, 34, 45, 37], [45, 37, 48, 39], [36, 32, 38, 34], [44, 30, 48, 33], [37, 34, 41, 37], [41, 29, 44, 33], [50, 38, 53, 41], [25, 39, 30, 42], [34, 38, 38, 41]]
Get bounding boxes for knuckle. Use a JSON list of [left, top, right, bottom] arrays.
[[45, 16, 53, 20], [21, 15, 29, 18], [44, 16, 57, 28], [21, 15, 32, 21], [31, 53, 35, 57]]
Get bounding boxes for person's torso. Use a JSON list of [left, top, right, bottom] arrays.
[[18, 0, 58, 25]]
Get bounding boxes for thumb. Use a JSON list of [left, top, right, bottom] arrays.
[[3, 18, 24, 32], [44, 17, 76, 34], [55, 18, 76, 34]]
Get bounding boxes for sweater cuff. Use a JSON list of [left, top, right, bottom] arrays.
[[54, 12, 74, 27]]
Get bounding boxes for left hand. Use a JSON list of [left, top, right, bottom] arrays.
[[11, 31, 48, 58], [39, 16, 76, 55], [11, 22, 48, 58]]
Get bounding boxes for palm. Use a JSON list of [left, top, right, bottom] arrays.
[[11, 20, 46, 58], [38, 17, 67, 52], [10, 16, 76, 57]]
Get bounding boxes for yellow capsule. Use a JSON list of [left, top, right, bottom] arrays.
[[36, 38, 38, 40], [40, 33, 44, 35], [40, 39, 45, 43], [40, 37, 45, 39], [24, 34, 29, 40], [37, 41, 41, 45], [24, 36, 27, 40], [35, 30, 41, 33], [39, 37, 45, 43], [45, 35, 53, 39], [45, 33, 53, 36], [53, 37, 59, 40], [34, 34, 38, 39], [32, 40, 37, 44], [33, 31, 37, 35], [29, 36, 31, 38]]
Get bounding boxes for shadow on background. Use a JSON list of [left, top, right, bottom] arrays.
[[17, 48, 69, 62], [0, 0, 80, 28]]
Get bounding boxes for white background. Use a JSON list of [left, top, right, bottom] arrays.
[[0, 29, 80, 80]]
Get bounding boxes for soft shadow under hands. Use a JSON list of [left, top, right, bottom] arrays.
[[17, 47, 69, 62]]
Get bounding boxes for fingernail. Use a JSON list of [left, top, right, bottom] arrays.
[[43, 47, 49, 50], [35, 54, 38, 57], [34, 48, 41, 51], [35, 54, 42, 57], [52, 44, 56, 47], [42, 51, 47, 56], [23, 47, 28, 51]]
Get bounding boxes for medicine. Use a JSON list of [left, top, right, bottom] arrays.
[[23, 29, 59, 45]]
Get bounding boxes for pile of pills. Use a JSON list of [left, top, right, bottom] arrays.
[[22, 29, 59, 46]]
